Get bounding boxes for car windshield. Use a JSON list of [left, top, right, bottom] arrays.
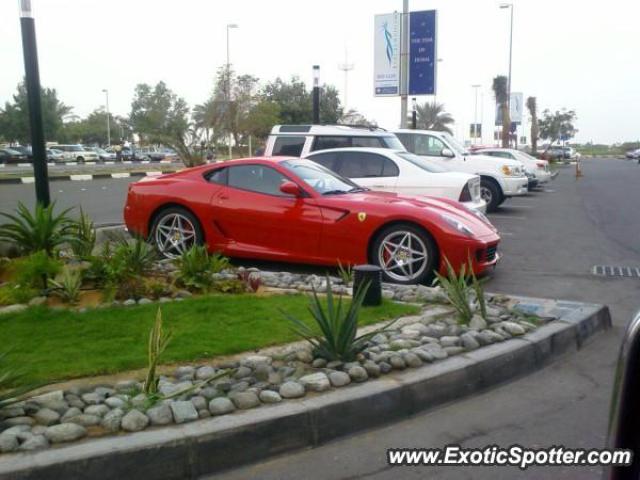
[[516, 151, 539, 162], [94, 148, 107, 154], [281, 159, 363, 195], [441, 133, 469, 155], [69, 145, 83, 152], [382, 135, 406, 150], [397, 152, 450, 173]]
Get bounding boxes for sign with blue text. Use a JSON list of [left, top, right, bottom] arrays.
[[374, 12, 401, 96], [409, 10, 437, 96]]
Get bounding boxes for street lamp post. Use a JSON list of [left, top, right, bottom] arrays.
[[411, 97, 417, 129], [472, 84, 481, 144], [18, 0, 50, 206], [312, 65, 320, 124], [226, 23, 238, 160], [102, 89, 110, 147], [500, 3, 514, 124]]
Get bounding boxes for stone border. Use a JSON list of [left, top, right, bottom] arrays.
[[0, 300, 611, 480], [0, 170, 179, 185]]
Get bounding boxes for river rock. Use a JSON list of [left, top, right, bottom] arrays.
[[328, 371, 351, 387], [105, 397, 126, 409], [67, 414, 101, 427], [279, 381, 305, 399], [461, 333, 480, 350], [259, 390, 282, 404], [121, 410, 149, 432], [502, 321, 526, 336], [18, 434, 49, 451], [0, 433, 18, 453], [348, 366, 368, 382], [229, 391, 260, 410], [84, 405, 110, 417], [146, 405, 173, 426], [299, 373, 331, 392], [403, 352, 423, 368], [389, 355, 406, 370], [469, 315, 487, 330], [195, 366, 216, 380], [101, 409, 124, 432], [208, 397, 235, 416], [440, 336, 461, 347], [33, 408, 61, 426], [45, 423, 87, 443], [170, 401, 199, 424]]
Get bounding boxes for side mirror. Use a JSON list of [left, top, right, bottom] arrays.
[[441, 148, 455, 158], [280, 181, 303, 197]]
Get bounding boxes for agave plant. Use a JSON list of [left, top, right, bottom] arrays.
[[285, 276, 394, 362], [433, 257, 473, 325], [336, 259, 354, 285], [112, 238, 157, 277], [174, 245, 230, 291], [48, 267, 83, 304], [143, 308, 173, 396], [69, 208, 96, 259], [468, 257, 489, 321], [0, 202, 75, 256]]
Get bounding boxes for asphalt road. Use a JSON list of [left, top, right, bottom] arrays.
[[205, 158, 640, 480]]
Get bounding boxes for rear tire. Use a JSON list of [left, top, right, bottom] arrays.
[[370, 223, 438, 285], [480, 178, 502, 212], [149, 206, 204, 259]]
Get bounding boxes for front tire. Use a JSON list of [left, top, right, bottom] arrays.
[[150, 207, 203, 259], [480, 178, 502, 212], [370, 223, 438, 285]]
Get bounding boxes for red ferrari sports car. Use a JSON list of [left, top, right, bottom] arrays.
[[124, 157, 500, 284]]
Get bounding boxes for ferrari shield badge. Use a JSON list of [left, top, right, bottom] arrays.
[[357, 212, 367, 222]]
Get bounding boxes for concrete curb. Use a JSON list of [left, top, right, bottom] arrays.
[[0, 170, 179, 184], [0, 301, 611, 480]]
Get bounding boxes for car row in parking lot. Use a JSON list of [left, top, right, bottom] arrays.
[[0, 144, 179, 164], [124, 124, 556, 285]]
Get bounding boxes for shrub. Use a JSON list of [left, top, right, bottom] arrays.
[[174, 245, 230, 291], [112, 238, 156, 277], [48, 267, 83, 304], [336, 259, 354, 284], [212, 278, 248, 294], [143, 308, 172, 396], [144, 277, 171, 300], [433, 257, 473, 325], [0, 284, 38, 306], [69, 208, 96, 259], [0, 202, 75, 256], [285, 276, 394, 362], [13, 250, 62, 291]]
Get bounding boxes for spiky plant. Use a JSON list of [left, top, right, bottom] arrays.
[[0, 202, 75, 256], [433, 257, 473, 325], [48, 267, 83, 304], [492, 75, 510, 148], [143, 308, 173, 395], [112, 238, 157, 277], [0, 352, 36, 409], [336, 259, 354, 285], [468, 257, 489, 321], [174, 245, 230, 291], [285, 277, 394, 362], [70, 208, 96, 259]]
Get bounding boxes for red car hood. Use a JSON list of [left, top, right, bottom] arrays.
[[322, 190, 498, 238]]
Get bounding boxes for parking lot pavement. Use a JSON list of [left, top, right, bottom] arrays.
[[208, 158, 640, 480]]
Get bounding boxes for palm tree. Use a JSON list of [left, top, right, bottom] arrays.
[[413, 102, 454, 134], [492, 76, 510, 148], [526, 96, 539, 154]]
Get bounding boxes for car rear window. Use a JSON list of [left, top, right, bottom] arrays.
[[272, 136, 306, 156]]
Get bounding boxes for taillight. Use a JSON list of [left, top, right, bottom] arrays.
[[536, 162, 545, 168], [459, 182, 472, 202]]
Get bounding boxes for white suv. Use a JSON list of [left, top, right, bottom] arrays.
[[50, 144, 99, 163], [394, 130, 528, 212], [264, 125, 407, 157]]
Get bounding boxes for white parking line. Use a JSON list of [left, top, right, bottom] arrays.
[[543, 189, 556, 193], [70, 174, 92, 181], [498, 231, 514, 236], [111, 172, 131, 179], [21, 177, 35, 184]]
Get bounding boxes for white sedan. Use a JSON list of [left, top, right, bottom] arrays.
[[474, 148, 552, 184], [305, 148, 487, 212]]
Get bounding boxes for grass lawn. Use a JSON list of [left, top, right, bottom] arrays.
[[1, 294, 419, 385]]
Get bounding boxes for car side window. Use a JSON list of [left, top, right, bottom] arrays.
[[351, 137, 384, 148], [272, 136, 306, 156], [339, 152, 396, 178], [312, 136, 351, 151], [227, 164, 293, 197], [395, 133, 415, 153], [308, 152, 339, 172], [414, 135, 447, 156], [206, 167, 228, 185]]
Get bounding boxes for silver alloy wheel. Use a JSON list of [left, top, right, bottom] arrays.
[[377, 230, 429, 282], [480, 185, 493, 204], [154, 213, 197, 258]]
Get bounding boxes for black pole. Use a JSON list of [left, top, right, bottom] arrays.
[[312, 65, 320, 124], [19, 2, 50, 206]]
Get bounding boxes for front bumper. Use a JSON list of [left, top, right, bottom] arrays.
[[438, 232, 501, 277], [536, 170, 552, 183], [502, 176, 529, 196]]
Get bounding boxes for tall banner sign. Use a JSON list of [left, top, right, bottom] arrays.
[[510, 92, 524, 124], [408, 10, 437, 95], [374, 13, 401, 96]]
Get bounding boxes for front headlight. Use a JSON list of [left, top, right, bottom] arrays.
[[461, 205, 495, 230], [501, 165, 522, 176], [440, 214, 475, 237]]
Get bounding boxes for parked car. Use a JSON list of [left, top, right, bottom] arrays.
[[89, 147, 116, 161], [10, 145, 33, 160], [473, 148, 552, 188], [539, 146, 565, 161], [136, 148, 165, 161], [625, 148, 640, 160], [46, 148, 65, 162], [264, 124, 407, 157], [562, 146, 581, 160], [393, 130, 528, 212], [305, 148, 487, 213], [124, 158, 500, 285], [0, 148, 28, 164], [50, 144, 99, 163]]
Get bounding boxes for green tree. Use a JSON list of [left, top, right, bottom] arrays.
[[538, 109, 578, 149], [340, 109, 378, 127], [526, 96, 539, 154], [59, 108, 118, 145], [411, 102, 453, 134], [129, 82, 202, 166], [238, 99, 281, 140], [492, 75, 510, 148], [262, 76, 343, 124], [0, 81, 72, 144]]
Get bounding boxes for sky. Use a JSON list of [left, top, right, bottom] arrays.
[[1, 0, 639, 145]]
